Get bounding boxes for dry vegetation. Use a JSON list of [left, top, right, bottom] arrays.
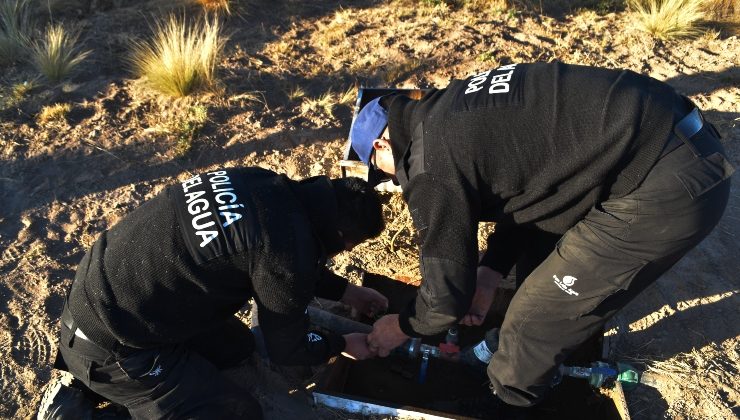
[[36, 102, 70, 126], [31, 23, 90, 83], [195, 0, 231, 14], [0, 0, 738, 419], [130, 15, 225, 97], [0, 0, 33, 66], [628, 0, 707, 39]]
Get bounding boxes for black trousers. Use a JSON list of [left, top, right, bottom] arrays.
[[56, 306, 263, 419], [488, 127, 734, 406]]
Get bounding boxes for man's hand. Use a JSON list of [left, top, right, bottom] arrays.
[[367, 314, 409, 357], [460, 266, 503, 326], [341, 333, 376, 360], [340, 284, 389, 318]]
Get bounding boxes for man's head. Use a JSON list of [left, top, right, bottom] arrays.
[[349, 97, 397, 187], [294, 176, 384, 255], [331, 177, 385, 250]]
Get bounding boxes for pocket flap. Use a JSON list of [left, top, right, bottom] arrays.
[[675, 152, 735, 199]]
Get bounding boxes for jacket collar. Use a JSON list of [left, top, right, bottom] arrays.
[[387, 94, 421, 187], [387, 94, 429, 187]]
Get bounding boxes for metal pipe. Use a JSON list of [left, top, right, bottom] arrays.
[[308, 306, 372, 335]]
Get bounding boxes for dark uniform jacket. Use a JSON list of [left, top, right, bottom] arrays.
[[68, 167, 347, 365], [386, 62, 686, 337]]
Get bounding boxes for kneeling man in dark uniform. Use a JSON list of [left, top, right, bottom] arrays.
[[39, 168, 387, 419]]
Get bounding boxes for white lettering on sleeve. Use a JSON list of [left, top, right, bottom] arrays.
[[181, 175, 203, 193], [180, 168, 252, 249], [215, 192, 237, 204], [196, 231, 219, 247], [192, 212, 215, 230], [187, 198, 209, 215]]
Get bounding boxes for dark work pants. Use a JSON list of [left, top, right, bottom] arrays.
[[488, 129, 734, 407], [56, 307, 263, 419]]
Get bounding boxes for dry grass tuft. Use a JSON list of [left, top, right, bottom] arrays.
[[461, 0, 509, 14], [301, 91, 335, 117], [286, 85, 306, 102], [418, 0, 452, 17], [195, 0, 231, 14], [337, 86, 356, 105], [130, 16, 226, 97], [628, 0, 707, 39], [31, 24, 90, 83], [0, 80, 35, 110], [37, 103, 71, 126], [0, 0, 33, 66], [11, 80, 35, 103]]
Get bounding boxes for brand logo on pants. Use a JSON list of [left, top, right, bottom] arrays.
[[147, 365, 163, 377], [553, 275, 579, 296]]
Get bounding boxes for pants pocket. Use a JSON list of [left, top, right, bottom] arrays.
[[58, 327, 95, 387], [116, 348, 168, 384], [675, 151, 735, 199]]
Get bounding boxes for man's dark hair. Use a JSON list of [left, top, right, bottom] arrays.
[[331, 177, 385, 245]]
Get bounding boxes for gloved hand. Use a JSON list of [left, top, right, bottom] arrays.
[[340, 283, 389, 318]]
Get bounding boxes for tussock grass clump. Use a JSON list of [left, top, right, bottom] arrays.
[[37, 103, 71, 126], [286, 85, 306, 102], [0, 0, 33, 66], [301, 91, 335, 118], [31, 24, 90, 83], [195, 0, 231, 14], [131, 16, 226, 97], [628, 0, 707, 39]]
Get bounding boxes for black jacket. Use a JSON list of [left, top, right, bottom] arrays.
[[68, 167, 348, 365], [386, 62, 685, 337]]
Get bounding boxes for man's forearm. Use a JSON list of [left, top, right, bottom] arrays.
[[315, 269, 349, 301]]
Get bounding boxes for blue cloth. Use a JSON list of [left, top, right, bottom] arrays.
[[349, 97, 388, 164]]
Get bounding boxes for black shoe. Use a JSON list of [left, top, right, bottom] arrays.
[[37, 374, 94, 420]]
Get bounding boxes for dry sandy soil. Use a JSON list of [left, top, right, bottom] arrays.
[[1, 0, 738, 418]]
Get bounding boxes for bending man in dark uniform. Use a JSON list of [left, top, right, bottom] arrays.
[[38, 167, 387, 419], [351, 62, 734, 410]]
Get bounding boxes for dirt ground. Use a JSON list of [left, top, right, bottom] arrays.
[[1, 0, 738, 418]]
